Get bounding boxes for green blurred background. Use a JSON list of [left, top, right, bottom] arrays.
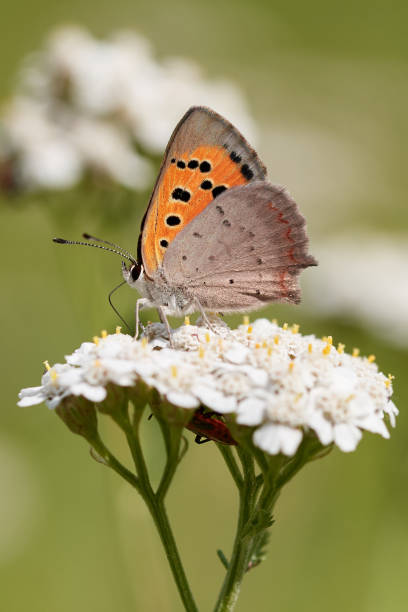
[[1, 1, 407, 610]]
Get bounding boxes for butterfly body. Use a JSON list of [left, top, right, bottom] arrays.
[[125, 268, 197, 317], [120, 105, 317, 330], [53, 107, 316, 337]]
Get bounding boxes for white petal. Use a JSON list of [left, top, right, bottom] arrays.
[[18, 386, 45, 404], [333, 424, 362, 452], [306, 410, 334, 445], [253, 424, 303, 456], [193, 385, 237, 413], [224, 346, 250, 364], [17, 393, 46, 407], [251, 318, 275, 335], [242, 367, 268, 387], [356, 414, 390, 438], [71, 383, 107, 402], [65, 342, 95, 365], [279, 426, 303, 456], [328, 367, 357, 394], [133, 362, 157, 378], [384, 400, 399, 427], [166, 391, 199, 409], [236, 398, 266, 425]]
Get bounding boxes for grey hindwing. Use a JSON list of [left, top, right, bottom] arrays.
[[162, 181, 317, 310]]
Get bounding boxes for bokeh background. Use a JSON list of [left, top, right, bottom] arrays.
[[1, 1, 407, 611]]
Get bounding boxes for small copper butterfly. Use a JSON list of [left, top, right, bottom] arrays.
[[55, 106, 317, 338]]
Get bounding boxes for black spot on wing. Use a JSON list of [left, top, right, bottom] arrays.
[[241, 164, 254, 180], [166, 215, 181, 226], [200, 180, 212, 190], [230, 151, 241, 163], [177, 160, 186, 169], [212, 185, 227, 198], [188, 159, 199, 169], [200, 161, 211, 173], [172, 187, 191, 202]]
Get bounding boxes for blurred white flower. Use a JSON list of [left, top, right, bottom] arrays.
[[1, 25, 256, 192], [1, 97, 82, 189], [305, 234, 408, 347], [18, 319, 397, 456], [69, 117, 152, 189]]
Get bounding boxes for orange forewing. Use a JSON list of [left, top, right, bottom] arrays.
[[141, 145, 249, 276]]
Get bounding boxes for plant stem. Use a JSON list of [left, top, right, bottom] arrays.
[[111, 402, 198, 612], [213, 448, 257, 612], [89, 434, 141, 493], [144, 494, 198, 612], [156, 422, 183, 501], [216, 444, 243, 489]]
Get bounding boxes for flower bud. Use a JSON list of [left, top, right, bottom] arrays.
[[56, 396, 98, 440]]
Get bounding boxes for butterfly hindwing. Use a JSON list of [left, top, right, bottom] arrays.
[[140, 107, 267, 278], [162, 181, 317, 310]]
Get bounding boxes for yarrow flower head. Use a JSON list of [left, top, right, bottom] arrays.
[[18, 319, 397, 456], [17, 317, 399, 611]]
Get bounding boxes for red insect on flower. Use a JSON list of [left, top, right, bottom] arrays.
[[185, 407, 237, 445]]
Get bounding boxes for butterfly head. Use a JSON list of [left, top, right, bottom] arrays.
[[122, 260, 144, 287]]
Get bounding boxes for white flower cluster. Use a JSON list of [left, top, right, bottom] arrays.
[[18, 319, 397, 456], [0, 26, 256, 192]]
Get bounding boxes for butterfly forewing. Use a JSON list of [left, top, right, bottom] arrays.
[[140, 107, 266, 278]]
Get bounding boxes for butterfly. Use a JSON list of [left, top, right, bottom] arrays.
[[55, 106, 317, 339]]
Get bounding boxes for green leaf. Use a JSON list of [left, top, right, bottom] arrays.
[[246, 530, 271, 572], [241, 508, 274, 539], [216, 549, 229, 570]]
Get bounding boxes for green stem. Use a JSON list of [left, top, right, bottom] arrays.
[[126, 405, 154, 494], [110, 402, 198, 612], [213, 448, 257, 612], [156, 422, 183, 501], [216, 444, 243, 489], [144, 494, 198, 612], [89, 434, 141, 493]]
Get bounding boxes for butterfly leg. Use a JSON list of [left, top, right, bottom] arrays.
[[135, 298, 149, 340], [157, 306, 174, 348], [195, 299, 218, 334]]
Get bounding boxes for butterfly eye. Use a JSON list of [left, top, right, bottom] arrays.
[[130, 263, 143, 281]]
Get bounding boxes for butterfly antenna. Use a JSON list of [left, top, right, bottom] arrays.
[[82, 233, 137, 264], [108, 280, 132, 332], [53, 237, 136, 264]]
